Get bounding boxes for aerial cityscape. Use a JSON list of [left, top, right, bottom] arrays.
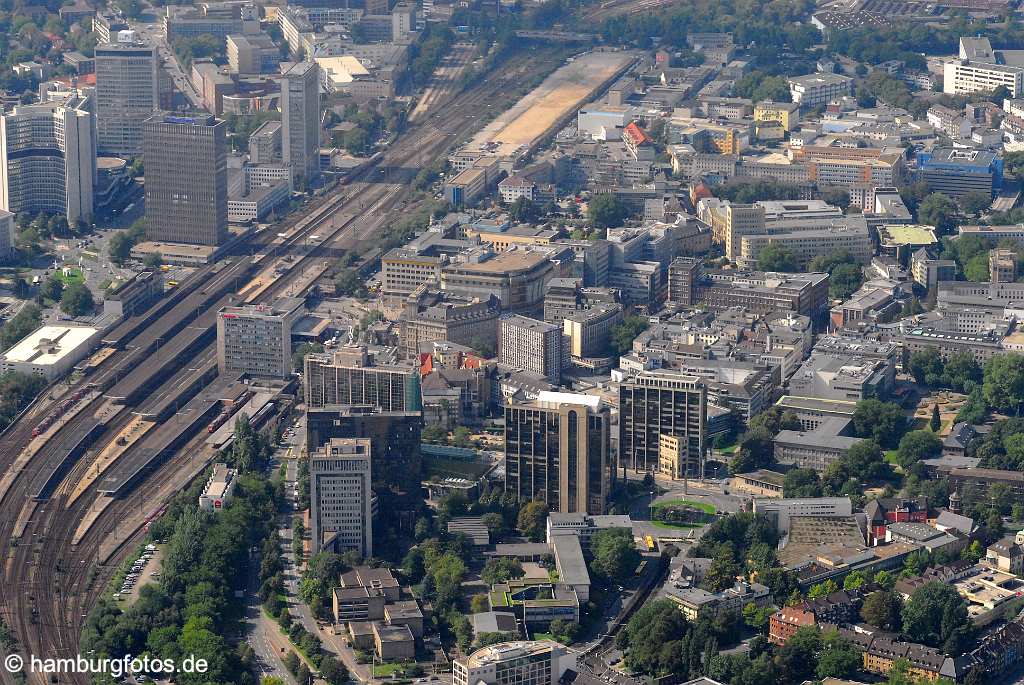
[[7, 0, 1024, 685]]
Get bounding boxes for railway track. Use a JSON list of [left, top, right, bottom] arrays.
[[0, 47, 566, 685]]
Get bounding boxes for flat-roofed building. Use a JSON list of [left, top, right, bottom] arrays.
[[0, 96, 95, 224], [0, 325, 100, 380], [505, 391, 612, 514], [441, 247, 569, 314], [454, 641, 577, 685], [95, 37, 159, 156], [619, 370, 706, 476], [751, 497, 853, 533], [304, 345, 421, 412], [787, 73, 852, 109], [500, 315, 564, 383], [216, 298, 304, 378], [143, 112, 228, 246], [310, 438, 373, 557], [199, 463, 237, 511]]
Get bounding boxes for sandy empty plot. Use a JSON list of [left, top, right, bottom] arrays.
[[469, 51, 635, 156]]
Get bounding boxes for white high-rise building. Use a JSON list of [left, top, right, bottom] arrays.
[[310, 438, 373, 558], [0, 96, 95, 225], [0, 210, 16, 262], [499, 314, 564, 383], [281, 61, 320, 187], [94, 35, 159, 156]]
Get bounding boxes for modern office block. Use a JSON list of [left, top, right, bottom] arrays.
[[281, 61, 320, 186], [143, 112, 228, 246], [94, 36, 159, 156], [618, 370, 706, 477], [499, 315, 564, 383], [304, 345, 421, 412], [310, 438, 373, 557], [306, 406, 422, 493], [0, 96, 95, 225], [216, 298, 304, 378], [504, 391, 612, 515]]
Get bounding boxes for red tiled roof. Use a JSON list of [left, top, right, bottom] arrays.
[[623, 121, 651, 147]]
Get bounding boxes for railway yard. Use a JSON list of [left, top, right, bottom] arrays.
[[0, 46, 568, 685]]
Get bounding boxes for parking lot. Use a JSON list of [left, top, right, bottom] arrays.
[[114, 543, 163, 605]]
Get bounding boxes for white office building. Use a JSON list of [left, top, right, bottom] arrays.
[[454, 642, 576, 685], [94, 34, 159, 156], [0, 96, 95, 225], [751, 497, 853, 533], [281, 61, 321, 186], [310, 438, 373, 558], [499, 314, 564, 383]]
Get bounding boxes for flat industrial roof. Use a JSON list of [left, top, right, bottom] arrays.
[[3, 325, 98, 365]]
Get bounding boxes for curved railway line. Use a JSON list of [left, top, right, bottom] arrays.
[[0, 47, 566, 685]]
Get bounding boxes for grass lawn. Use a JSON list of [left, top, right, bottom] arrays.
[[532, 632, 555, 641], [653, 499, 717, 514], [54, 267, 85, 285], [373, 663, 408, 677], [884, 450, 899, 464], [719, 444, 738, 455]]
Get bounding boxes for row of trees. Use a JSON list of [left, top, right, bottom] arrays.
[[82, 472, 278, 685]]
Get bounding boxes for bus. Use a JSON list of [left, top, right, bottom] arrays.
[[644, 535, 656, 552]]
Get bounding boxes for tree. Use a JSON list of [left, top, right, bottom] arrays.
[[517, 501, 548, 541], [702, 543, 741, 592], [808, 579, 839, 599], [549, 618, 579, 644], [587, 193, 627, 229], [729, 427, 774, 474], [964, 253, 990, 282], [843, 570, 868, 591], [109, 232, 134, 264], [820, 185, 851, 210], [143, 252, 163, 268], [60, 282, 94, 316], [931, 404, 941, 433], [40, 277, 64, 302], [591, 528, 640, 582], [896, 430, 943, 468], [853, 399, 906, 448], [918, 193, 957, 234], [983, 354, 1024, 414], [470, 594, 489, 614], [816, 631, 861, 680], [452, 426, 472, 448], [901, 582, 971, 649], [909, 347, 943, 386], [334, 268, 366, 297], [611, 315, 649, 355], [961, 190, 991, 216], [830, 263, 864, 300], [783, 469, 822, 498], [481, 557, 523, 585], [774, 626, 821, 683], [319, 657, 348, 685], [756, 243, 797, 272], [508, 197, 540, 223], [617, 600, 689, 675]]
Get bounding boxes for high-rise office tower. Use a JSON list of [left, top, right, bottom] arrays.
[[94, 34, 159, 156], [310, 438, 373, 557], [304, 345, 421, 412], [281, 61, 320, 186], [0, 96, 95, 225], [216, 298, 304, 378], [504, 391, 612, 515], [618, 370, 706, 477], [143, 112, 228, 246], [500, 315, 565, 383], [306, 407, 422, 494]]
